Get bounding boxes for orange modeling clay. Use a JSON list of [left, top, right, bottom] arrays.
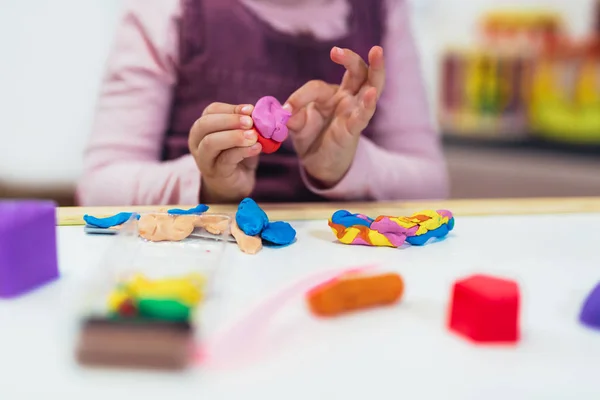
[[306, 272, 404, 317], [194, 214, 229, 235], [138, 214, 197, 242], [230, 217, 263, 254]]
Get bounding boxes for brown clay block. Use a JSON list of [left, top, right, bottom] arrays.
[[75, 318, 194, 370], [306, 272, 404, 317], [230, 217, 262, 255]]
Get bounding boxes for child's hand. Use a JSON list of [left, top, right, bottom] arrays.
[[188, 103, 262, 203], [284, 46, 385, 188]]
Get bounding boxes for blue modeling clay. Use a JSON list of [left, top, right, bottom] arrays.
[[331, 210, 373, 228], [236, 198, 269, 236], [260, 221, 296, 246], [447, 216, 455, 231], [405, 217, 454, 246], [167, 204, 209, 215], [83, 212, 139, 229]]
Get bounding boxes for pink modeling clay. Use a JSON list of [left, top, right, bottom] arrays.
[[252, 96, 291, 154]]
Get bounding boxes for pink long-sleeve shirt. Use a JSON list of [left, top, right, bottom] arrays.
[[76, 0, 448, 206]]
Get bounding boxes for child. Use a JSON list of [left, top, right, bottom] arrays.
[[76, 0, 448, 205]]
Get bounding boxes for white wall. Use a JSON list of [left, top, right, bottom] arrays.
[[0, 0, 122, 188], [0, 0, 596, 190]]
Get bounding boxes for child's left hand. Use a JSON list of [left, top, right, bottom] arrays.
[[284, 46, 385, 188]]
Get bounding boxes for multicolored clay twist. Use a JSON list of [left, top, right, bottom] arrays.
[[328, 209, 455, 248]]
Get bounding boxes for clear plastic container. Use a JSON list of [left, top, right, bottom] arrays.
[[73, 211, 232, 369], [103, 212, 231, 291]]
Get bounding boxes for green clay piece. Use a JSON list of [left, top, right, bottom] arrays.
[[137, 298, 191, 322]]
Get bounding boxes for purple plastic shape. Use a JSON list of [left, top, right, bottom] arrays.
[[580, 282, 600, 330], [0, 200, 59, 298]]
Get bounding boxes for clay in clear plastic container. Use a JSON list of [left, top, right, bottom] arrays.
[[79, 212, 232, 326], [71, 212, 232, 369], [109, 212, 230, 286]]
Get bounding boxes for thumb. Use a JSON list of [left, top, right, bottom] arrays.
[[241, 155, 260, 171]]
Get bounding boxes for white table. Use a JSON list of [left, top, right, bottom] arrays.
[[1, 213, 600, 399]]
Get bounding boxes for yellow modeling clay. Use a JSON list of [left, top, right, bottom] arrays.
[[127, 274, 206, 306], [107, 273, 206, 314]]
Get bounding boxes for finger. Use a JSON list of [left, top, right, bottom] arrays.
[[202, 103, 254, 117], [345, 87, 378, 136], [196, 129, 258, 172], [330, 46, 369, 94], [241, 154, 260, 171], [367, 46, 386, 99], [283, 80, 338, 113], [288, 102, 325, 157], [189, 114, 254, 152], [286, 106, 307, 132], [215, 144, 262, 176]]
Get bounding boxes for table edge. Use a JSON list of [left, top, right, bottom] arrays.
[[56, 197, 600, 226]]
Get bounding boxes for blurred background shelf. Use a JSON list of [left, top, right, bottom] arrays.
[[443, 133, 600, 155], [444, 136, 600, 198], [436, 0, 600, 199], [0, 183, 75, 207]]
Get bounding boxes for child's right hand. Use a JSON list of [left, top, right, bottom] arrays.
[[188, 103, 262, 203]]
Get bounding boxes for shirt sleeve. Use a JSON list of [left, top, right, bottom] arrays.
[[301, 0, 449, 201], [76, 0, 201, 206]]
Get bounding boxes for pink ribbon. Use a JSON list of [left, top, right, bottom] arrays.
[[195, 264, 380, 368]]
